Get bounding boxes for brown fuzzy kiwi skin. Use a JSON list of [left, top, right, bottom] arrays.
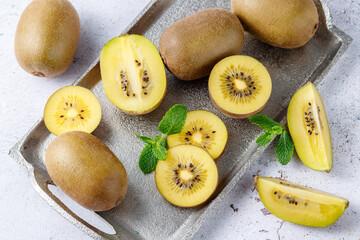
[[209, 90, 269, 119], [231, 0, 319, 49], [159, 8, 244, 81], [14, 0, 80, 78], [45, 131, 128, 211]]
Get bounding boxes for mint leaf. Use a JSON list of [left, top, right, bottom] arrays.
[[134, 133, 154, 144], [271, 126, 283, 135], [276, 130, 294, 165], [248, 114, 282, 133], [139, 144, 158, 173], [256, 132, 274, 146], [152, 136, 168, 160], [158, 104, 187, 135]]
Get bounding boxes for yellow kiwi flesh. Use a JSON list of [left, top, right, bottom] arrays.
[[155, 145, 218, 207], [45, 131, 128, 211], [288, 82, 332, 172], [255, 177, 348, 227], [209, 55, 272, 118], [14, 0, 80, 77], [159, 8, 244, 80], [44, 86, 101, 136], [231, 0, 319, 49], [167, 110, 228, 160], [100, 35, 167, 114]]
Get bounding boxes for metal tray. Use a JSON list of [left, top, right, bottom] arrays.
[[9, 0, 351, 239]]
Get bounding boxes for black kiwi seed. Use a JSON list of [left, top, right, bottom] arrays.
[[274, 191, 277, 195], [81, 110, 84, 112], [305, 203, 308, 206], [278, 195, 281, 199], [212, 131, 216, 133], [59, 115, 64, 118]]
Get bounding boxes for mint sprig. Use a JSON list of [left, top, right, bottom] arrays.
[[248, 114, 294, 165], [136, 104, 188, 173]]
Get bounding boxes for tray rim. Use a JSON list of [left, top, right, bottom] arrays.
[[8, 0, 353, 239]]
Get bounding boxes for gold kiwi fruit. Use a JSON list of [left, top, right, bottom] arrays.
[[208, 55, 272, 118], [288, 82, 332, 172], [45, 131, 128, 211], [159, 8, 244, 80], [100, 35, 167, 115], [231, 0, 319, 48], [167, 110, 228, 160], [255, 176, 348, 227], [155, 145, 218, 207], [44, 86, 102, 136], [14, 0, 80, 77]]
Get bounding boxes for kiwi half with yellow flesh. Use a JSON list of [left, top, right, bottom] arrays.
[[167, 110, 227, 160], [255, 176, 349, 227], [44, 86, 101, 136], [209, 55, 272, 118], [100, 35, 167, 114], [288, 82, 332, 172], [155, 145, 218, 207]]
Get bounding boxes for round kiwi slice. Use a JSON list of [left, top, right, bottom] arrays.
[[208, 55, 272, 118], [155, 145, 218, 207], [44, 86, 102, 135], [167, 110, 228, 160]]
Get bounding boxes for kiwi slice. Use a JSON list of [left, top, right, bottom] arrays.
[[167, 110, 228, 160], [208, 55, 272, 118], [155, 145, 218, 207], [44, 86, 101, 136], [288, 82, 332, 172], [255, 176, 349, 227], [100, 35, 167, 115]]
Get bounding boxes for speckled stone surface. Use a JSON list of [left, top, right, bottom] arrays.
[[0, 0, 359, 239]]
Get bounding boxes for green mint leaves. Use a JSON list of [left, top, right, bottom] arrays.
[[248, 114, 294, 165], [136, 104, 187, 173]]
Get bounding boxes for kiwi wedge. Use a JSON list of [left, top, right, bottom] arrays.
[[155, 145, 218, 207], [288, 82, 332, 172], [167, 110, 228, 160], [255, 176, 349, 227], [100, 35, 167, 114], [209, 55, 272, 118], [44, 86, 101, 136]]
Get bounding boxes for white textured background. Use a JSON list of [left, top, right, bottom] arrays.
[[1, 0, 359, 239]]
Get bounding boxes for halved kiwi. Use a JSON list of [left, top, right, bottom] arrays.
[[44, 86, 101, 136], [288, 82, 332, 172], [100, 34, 167, 115], [208, 55, 272, 118], [167, 110, 228, 160], [255, 176, 349, 227], [155, 145, 218, 207]]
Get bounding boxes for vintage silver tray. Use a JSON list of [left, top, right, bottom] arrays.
[[9, 0, 351, 239]]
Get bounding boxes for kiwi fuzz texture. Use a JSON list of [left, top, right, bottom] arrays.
[[45, 131, 128, 211], [231, 0, 319, 49], [159, 8, 244, 81], [209, 55, 272, 118], [15, 0, 80, 77]]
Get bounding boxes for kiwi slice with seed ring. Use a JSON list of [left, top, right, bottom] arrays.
[[44, 86, 102, 136], [167, 110, 228, 160], [209, 55, 272, 118]]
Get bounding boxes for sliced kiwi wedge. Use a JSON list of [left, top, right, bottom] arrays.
[[44, 86, 101, 136], [167, 110, 228, 160], [288, 82, 332, 172], [155, 145, 218, 207], [255, 176, 349, 227], [100, 34, 167, 115], [208, 55, 272, 118]]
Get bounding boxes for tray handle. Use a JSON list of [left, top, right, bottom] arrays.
[[29, 169, 119, 240]]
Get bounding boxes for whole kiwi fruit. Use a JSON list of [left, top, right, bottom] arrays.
[[231, 0, 319, 49], [14, 0, 80, 77], [159, 8, 244, 81], [45, 131, 128, 211]]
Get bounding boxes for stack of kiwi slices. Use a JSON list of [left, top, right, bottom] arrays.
[[155, 110, 228, 207]]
